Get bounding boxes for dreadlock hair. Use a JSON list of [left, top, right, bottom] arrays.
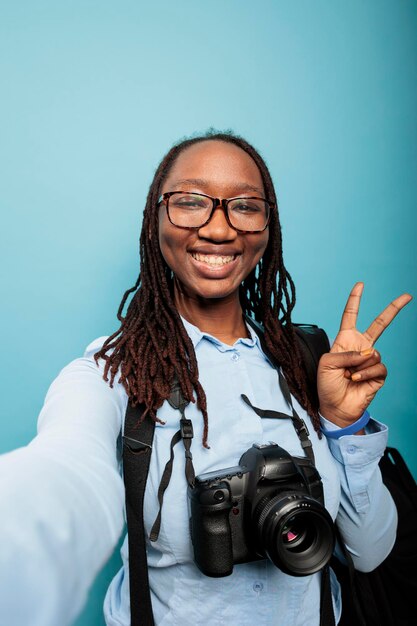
[[94, 129, 321, 447]]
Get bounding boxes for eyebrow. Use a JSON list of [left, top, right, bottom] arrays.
[[169, 178, 264, 195]]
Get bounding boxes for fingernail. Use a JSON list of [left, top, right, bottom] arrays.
[[360, 348, 374, 357], [351, 372, 362, 381]]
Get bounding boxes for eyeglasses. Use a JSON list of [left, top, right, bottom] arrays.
[[158, 191, 273, 233]]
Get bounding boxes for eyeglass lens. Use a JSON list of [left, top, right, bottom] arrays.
[[167, 193, 269, 231]]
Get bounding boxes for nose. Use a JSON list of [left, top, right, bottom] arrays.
[[197, 205, 237, 241]]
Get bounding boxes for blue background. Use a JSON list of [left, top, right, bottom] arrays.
[[0, 1, 416, 624]]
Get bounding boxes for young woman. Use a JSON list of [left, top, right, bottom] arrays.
[[0, 132, 411, 626]]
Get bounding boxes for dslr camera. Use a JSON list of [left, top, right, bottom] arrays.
[[188, 443, 335, 577]]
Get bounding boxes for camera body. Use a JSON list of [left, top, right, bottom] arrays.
[[188, 443, 335, 577]]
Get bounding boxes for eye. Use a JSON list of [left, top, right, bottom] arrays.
[[170, 193, 209, 210], [230, 199, 264, 213]]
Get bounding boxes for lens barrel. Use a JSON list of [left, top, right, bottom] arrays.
[[255, 494, 335, 576]]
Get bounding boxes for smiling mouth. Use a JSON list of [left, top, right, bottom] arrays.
[[190, 252, 237, 266]]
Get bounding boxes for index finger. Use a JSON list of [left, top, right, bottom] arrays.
[[364, 293, 413, 345], [339, 282, 364, 331]]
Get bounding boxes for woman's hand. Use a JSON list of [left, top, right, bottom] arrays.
[[318, 282, 412, 428]]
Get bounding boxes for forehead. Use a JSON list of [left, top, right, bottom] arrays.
[[162, 140, 264, 195]]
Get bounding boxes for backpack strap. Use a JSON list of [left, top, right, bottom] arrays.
[[122, 320, 330, 626], [122, 404, 156, 626], [293, 323, 330, 407], [245, 317, 330, 404]]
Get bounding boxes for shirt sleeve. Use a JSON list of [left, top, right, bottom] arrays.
[[0, 339, 126, 626], [321, 415, 398, 572]]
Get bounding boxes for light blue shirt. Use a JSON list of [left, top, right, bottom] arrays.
[[0, 319, 397, 626]]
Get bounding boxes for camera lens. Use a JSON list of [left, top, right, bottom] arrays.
[[255, 495, 335, 576], [281, 519, 306, 548]]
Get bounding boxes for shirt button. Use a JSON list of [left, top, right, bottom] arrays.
[[347, 445, 357, 454], [231, 352, 240, 362], [253, 581, 264, 592]]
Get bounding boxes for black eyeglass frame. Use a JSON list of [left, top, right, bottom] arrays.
[[158, 191, 274, 234]]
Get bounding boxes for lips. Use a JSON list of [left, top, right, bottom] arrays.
[[190, 252, 237, 266]]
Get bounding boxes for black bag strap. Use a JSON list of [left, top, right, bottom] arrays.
[[122, 382, 196, 626], [122, 403, 156, 626], [320, 565, 336, 626], [383, 446, 417, 510], [122, 321, 331, 626], [245, 317, 330, 404]]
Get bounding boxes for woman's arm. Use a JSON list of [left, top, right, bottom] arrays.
[[0, 339, 126, 626], [316, 283, 411, 570], [323, 417, 397, 571]]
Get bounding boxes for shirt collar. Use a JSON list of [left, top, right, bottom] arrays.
[[181, 316, 261, 352]]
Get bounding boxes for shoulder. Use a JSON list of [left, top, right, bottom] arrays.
[[55, 336, 116, 383], [38, 337, 128, 437], [83, 335, 109, 359]]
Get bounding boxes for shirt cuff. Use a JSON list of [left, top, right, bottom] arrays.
[[320, 415, 388, 466]]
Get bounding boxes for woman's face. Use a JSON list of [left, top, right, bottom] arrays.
[[158, 140, 269, 304]]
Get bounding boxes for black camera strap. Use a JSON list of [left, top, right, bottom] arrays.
[[149, 378, 195, 543], [241, 388, 315, 466]]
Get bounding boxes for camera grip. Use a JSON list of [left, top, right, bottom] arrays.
[[189, 483, 234, 577]]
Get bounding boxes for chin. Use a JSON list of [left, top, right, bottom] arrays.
[[175, 278, 241, 303]]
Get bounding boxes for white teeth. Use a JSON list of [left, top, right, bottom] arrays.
[[191, 252, 235, 266]]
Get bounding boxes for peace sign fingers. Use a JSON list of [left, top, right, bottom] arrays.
[[339, 282, 365, 331], [363, 292, 413, 345], [320, 283, 412, 427]]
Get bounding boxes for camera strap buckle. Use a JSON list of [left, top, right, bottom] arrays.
[[298, 418, 310, 438], [180, 418, 194, 440], [168, 379, 196, 480], [292, 413, 315, 464], [168, 378, 190, 415], [180, 418, 195, 486]]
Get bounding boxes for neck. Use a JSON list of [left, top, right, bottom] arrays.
[[174, 287, 249, 345]]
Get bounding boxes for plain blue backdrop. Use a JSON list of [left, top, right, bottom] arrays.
[[1, 1, 416, 624]]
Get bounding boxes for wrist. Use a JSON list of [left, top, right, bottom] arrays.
[[319, 404, 364, 428], [321, 410, 371, 439]]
